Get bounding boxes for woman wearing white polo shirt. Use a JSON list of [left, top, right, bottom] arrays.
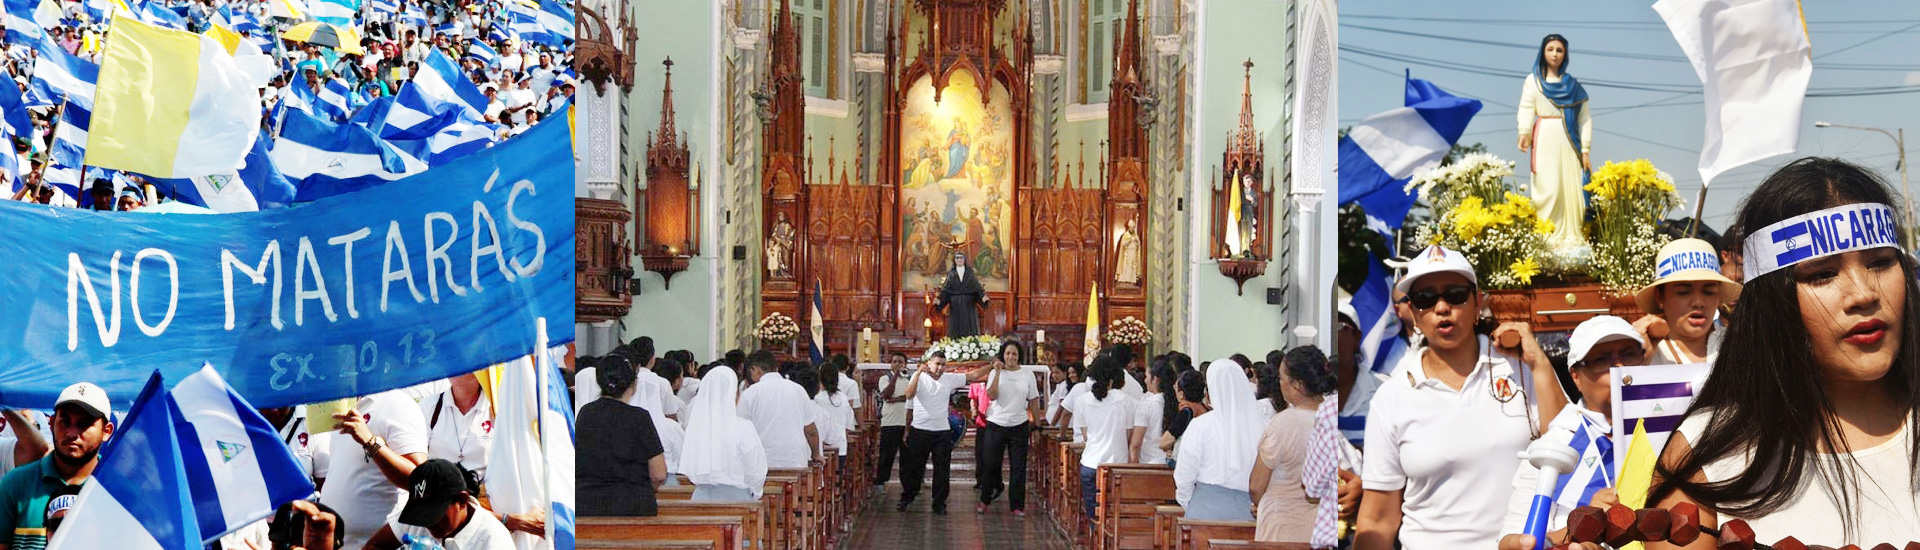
[[1354, 245, 1570, 550], [1647, 159, 1920, 547], [1073, 354, 1142, 531], [1631, 238, 1741, 365]]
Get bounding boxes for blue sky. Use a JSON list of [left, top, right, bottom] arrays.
[[1341, 1, 1920, 233]]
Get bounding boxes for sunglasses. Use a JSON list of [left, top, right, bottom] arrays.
[[1400, 285, 1476, 310]]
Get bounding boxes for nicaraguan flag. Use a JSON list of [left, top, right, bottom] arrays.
[[507, 3, 543, 43], [400, 5, 426, 29], [84, 0, 136, 23], [382, 82, 466, 140], [1336, 72, 1482, 230], [169, 364, 317, 539], [809, 278, 826, 365], [529, 0, 572, 45], [280, 82, 322, 119], [1609, 362, 1710, 478], [414, 49, 491, 117], [0, 70, 29, 138], [542, 346, 576, 549], [46, 372, 203, 550], [309, 0, 356, 26], [368, 0, 396, 14], [317, 78, 353, 121], [487, 23, 512, 45], [3, 0, 46, 44], [140, 0, 186, 28], [31, 34, 99, 109], [1551, 413, 1615, 512], [271, 108, 426, 200], [51, 103, 89, 168], [467, 37, 499, 66], [435, 20, 458, 37], [146, 130, 296, 212]]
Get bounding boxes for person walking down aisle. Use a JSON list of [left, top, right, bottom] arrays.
[[899, 350, 969, 514]]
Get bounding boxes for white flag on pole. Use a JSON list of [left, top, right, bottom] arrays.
[[1654, 0, 1812, 186]]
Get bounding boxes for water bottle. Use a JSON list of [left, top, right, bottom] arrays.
[[401, 534, 446, 550]]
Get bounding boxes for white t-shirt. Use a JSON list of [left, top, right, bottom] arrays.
[[1134, 392, 1168, 465], [1045, 380, 1071, 425], [907, 372, 968, 432], [321, 390, 432, 550], [1073, 390, 1142, 468], [736, 373, 820, 469], [839, 373, 863, 410], [984, 368, 1039, 427], [419, 390, 496, 480], [1362, 336, 1540, 550], [572, 366, 599, 413], [812, 392, 850, 457], [876, 371, 910, 428], [274, 406, 315, 478], [1673, 409, 1920, 546], [628, 368, 682, 419]]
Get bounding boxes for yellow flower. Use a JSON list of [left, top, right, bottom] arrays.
[[1510, 257, 1541, 285], [1536, 218, 1556, 235]]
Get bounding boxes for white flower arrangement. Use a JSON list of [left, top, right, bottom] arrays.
[[1106, 316, 1152, 346], [1407, 153, 1556, 290], [925, 335, 1001, 363], [754, 312, 800, 343]]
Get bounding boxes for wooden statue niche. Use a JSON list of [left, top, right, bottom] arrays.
[[640, 57, 699, 289], [1211, 60, 1276, 295]]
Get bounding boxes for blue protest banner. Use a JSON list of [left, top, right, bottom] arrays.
[[0, 119, 575, 409]]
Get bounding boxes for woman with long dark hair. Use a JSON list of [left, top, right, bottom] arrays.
[[1161, 369, 1212, 464], [1252, 346, 1339, 543], [1354, 245, 1570, 550], [1517, 33, 1592, 248], [1130, 356, 1178, 466], [1072, 353, 1140, 534], [977, 339, 1041, 515], [1647, 158, 1920, 546], [578, 356, 669, 516]]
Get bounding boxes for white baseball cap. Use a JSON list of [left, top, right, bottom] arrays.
[[1567, 315, 1646, 366], [54, 382, 110, 420], [1394, 245, 1478, 295]]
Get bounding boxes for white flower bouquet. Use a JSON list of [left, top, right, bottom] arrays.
[[754, 312, 800, 343]]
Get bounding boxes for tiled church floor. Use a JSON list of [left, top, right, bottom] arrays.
[[839, 483, 1077, 550]]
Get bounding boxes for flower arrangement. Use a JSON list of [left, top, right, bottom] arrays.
[[1106, 316, 1152, 346], [754, 312, 800, 343], [1407, 153, 1556, 289], [925, 335, 1001, 363], [1585, 160, 1682, 290]]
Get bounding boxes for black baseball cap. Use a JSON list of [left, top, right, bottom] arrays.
[[397, 459, 469, 527]]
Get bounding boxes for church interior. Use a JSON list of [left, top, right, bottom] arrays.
[[573, 0, 1330, 364]]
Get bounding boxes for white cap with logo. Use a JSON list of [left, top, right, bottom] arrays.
[[1394, 245, 1478, 296], [54, 382, 111, 420]]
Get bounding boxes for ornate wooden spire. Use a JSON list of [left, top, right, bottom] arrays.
[[647, 57, 687, 173], [764, 0, 807, 197], [1107, 0, 1146, 164], [1226, 59, 1265, 171]]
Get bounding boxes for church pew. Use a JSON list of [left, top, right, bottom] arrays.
[[1153, 505, 1186, 550], [659, 481, 796, 550], [654, 501, 765, 550], [1177, 519, 1259, 550], [1061, 442, 1087, 543], [1097, 464, 1178, 550], [577, 516, 743, 550], [769, 467, 822, 550], [578, 540, 715, 549], [1205, 541, 1313, 550]]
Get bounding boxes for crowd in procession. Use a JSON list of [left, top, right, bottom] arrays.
[[1336, 157, 1920, 549], [574, 333, 1343, 547], [1, 0, 574, 211]]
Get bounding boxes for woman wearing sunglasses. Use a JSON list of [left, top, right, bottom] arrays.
[[1643, 159, 1920, 547], [1631, 238, 1742, 365], [1354, 245, 1572, 550]]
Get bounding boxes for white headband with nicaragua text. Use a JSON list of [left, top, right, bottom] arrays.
[[1744, 203, 1901, 279]]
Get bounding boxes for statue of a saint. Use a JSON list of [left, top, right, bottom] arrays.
[[935, 251, 989, 338], [1238, 173, 1260, 258], [767, 212, 796, 279], [1518, 33, 1592, 248], [1115, 218, 1143, 285]]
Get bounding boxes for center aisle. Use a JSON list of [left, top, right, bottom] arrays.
[[841, 485, 1076, 550]]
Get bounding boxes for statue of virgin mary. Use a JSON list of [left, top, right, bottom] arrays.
[[1517, 33, 1592, 250]]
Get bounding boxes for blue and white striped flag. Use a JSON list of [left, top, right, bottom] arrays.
[[369, 0, 396, 14], [534, 0, 572, 43], [414, 49, 491, 117], [50, 103, 88, 169], [317, 78, 353, 120], [487, 23, 512, 44], [0, 70, 28, 138], [309, 0, 356, 26], [400, 5, 426, 29], [809, 278, 826, 365], [169, 365, 318, 539], [46, 372, 203, 550], [146, 131, 297, 212], [435, 20, 458, 37], [3, 0, 47, 45], [1609, 362, 1710, 478], [30, 34, 99, 108], [467, 37, 499, 65], [271, 108, 426, 200], [1337, 73, 1482, 233], [1550, 412, 1614, 511]]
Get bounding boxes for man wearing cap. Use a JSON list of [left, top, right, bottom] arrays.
[[1496, 315, 1646, 549], [391, 459, 513, 550], [0, 383, 114, 550], [1631, 238, 1741, 365]]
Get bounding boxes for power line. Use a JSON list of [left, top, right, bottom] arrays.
[[1347, 23, 1920, 72], [1815, 20, 1920, 60], [1342, 45, 1920, 97], [1345, 14, 1920, 27]]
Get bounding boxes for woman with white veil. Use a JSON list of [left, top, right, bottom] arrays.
[[1173, 360, 1270, 520], [680, 366, 770, 502]]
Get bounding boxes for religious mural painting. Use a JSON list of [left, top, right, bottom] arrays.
[[900, 70, 1017, 293]]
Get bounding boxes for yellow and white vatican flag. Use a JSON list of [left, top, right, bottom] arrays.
[[268, 0, 307, 20], [88, 14, 260, 179], [1083, 284, 1100, 365]]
